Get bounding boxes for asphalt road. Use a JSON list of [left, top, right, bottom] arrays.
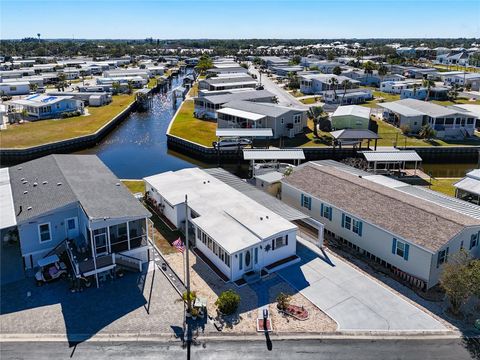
[[2, 338, 479, 360]]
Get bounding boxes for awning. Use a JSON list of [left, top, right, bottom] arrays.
[[454, 177, 480, 196], [0, 168, 16, 230], [217, 107, 266, 121], [361, 150, 422, 163], [216, 128, 273, 137], [243, 149, 305, 161]]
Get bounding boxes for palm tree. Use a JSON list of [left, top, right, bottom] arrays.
[[412, 83, 418, 98], [37, 33, 41, 42], [112, 81, 121, 94], [307, 105, 324, 138], [29, 83, 38, 93], [332, 66, 342, 76], [448, 84, 459, 102], [341, 79, 351, 104], [329, 77, 339, 99], [378, 65, 388, 83], [127, 80, 134, 94], [57, 72, 67, 91], [423, 79, 434, 101]]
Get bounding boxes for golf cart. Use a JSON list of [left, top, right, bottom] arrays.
[[35, 255, 68, 286]]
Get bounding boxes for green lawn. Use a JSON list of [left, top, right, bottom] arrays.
[[431, 97, 480, 106], [121, 180, 145, 194], [168, 100, 217, 147], [187, 82, 199, 97], [147, 78, 157, 89], [0, 94, 135, 148], [300, 97, 320, 105], [427, 178, 460, 197], [361, 91, 401, 109]]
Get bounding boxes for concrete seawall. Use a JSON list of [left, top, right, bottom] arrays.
[[166, 133, 480, 164]]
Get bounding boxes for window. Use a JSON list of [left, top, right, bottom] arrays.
[[391, 238, 409, 260], [38, 223, 52, 242], [437, 248, 449, 267], [344, 215, 351, 230], [67, 218, 76, 230], [301, 194, 312, 210], [352, 219, 362, 236], [321, 204, 332, 221], [275, 236, 285, 249], [470, 233, 478, 250]]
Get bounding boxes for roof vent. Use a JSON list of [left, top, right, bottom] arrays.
[[358, 175, 362, 178], [57, 182, 62, 186], [260, 217, 263, 221], [23, 191, 28, 194], [27, 206, 32, 211], [33, 182, 38, 187], [115, 182, 120, 186], [42, 181, 48, 185], [22, 180, 28, 184], [20, 178, 25, 182], [266, 215, 269, 219], [203, 181, 206, 184], [17, 167, 22, 170]]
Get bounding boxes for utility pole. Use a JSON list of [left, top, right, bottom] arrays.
[[184, 194, 191, 313]]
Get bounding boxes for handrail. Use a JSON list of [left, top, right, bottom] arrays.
[[43, 238, 68, 259]]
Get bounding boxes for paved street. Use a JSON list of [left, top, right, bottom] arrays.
[[1, 338, 478, 360], [277, 240, 446, 331], [248, 65, 306, 108]]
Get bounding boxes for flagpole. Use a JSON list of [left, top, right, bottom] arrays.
[[185, 194, 192, 314]]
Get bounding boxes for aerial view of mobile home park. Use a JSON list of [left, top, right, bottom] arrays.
[[0, 0, 479, 359]]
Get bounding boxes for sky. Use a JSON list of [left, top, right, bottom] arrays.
[[1, 0, 479, 39]]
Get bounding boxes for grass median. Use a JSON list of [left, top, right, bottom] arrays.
[[168, 99, 217, 147], [0, 94, 135, 149]]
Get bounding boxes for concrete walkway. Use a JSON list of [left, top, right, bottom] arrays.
[[277, 240, 447, 331]]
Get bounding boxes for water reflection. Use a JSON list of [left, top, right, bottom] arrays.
[[77, 73, 200, 179], [422, 163, 478, 178]]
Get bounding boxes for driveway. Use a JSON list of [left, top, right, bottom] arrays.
[[277, 240, 446, 331]]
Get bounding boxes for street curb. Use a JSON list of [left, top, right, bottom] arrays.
[[0, 330, 470, 343]]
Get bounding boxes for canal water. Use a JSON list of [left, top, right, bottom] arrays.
[[422, 162, 478, 178], [77, 72, 204, 179]]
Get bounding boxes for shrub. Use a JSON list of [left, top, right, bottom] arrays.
[[276, 292, 291, 311], [400, 124, 411, 135], [215, 290, 240, 315]]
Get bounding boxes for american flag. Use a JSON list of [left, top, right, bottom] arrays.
[[172, 238, 185, 253]]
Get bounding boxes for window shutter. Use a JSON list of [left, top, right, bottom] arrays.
[[272, 239, 275, 250], [392, 238, 397, 254], [285, 234, 288, 246], [308, 197, 312, 211], [445, 247, 449, 262], [301, 194, 304, 207], [320, 203, 324, 217], [328, 207, 332, 221], [358, 221, 363, 237], [404, 243, 409, 261], [341, 213, 345, 228]]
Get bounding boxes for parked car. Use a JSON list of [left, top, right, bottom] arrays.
[[35, 254, 68, 286], [215, 137, 252, 148]]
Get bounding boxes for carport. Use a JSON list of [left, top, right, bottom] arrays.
[[361, 150, 422, 175]]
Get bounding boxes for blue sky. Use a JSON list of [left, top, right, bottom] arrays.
[[1, 1, 479, 39]]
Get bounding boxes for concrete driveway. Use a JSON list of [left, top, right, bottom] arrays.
[[277, 240, 447, 331]]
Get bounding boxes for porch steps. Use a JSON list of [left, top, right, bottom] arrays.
[[242, 271, 261, 285]]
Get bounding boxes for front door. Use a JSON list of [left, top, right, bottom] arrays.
[[244, 248, 253, 271], [65, 217, 79, 239]]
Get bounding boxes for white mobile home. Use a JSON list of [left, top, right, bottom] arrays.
[[144, 168, 298, 282], [0, 81, 30, 96], [281, 161, 480, 290]]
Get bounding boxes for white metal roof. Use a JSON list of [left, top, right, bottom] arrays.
[[217, 107, 266, 121], [243, 149, 305, 160], [255, 171, 284, 183], [215, 128, 273, 137], [37, 254, 60, 267], [332, 105, 371, 119], [454, 177, 480, 196], [144, 168, 296, 254], [0, 168, 16, 230], [362, 150, 422, 163]]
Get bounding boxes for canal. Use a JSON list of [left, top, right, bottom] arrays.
[[77, 72, 204, 179]]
